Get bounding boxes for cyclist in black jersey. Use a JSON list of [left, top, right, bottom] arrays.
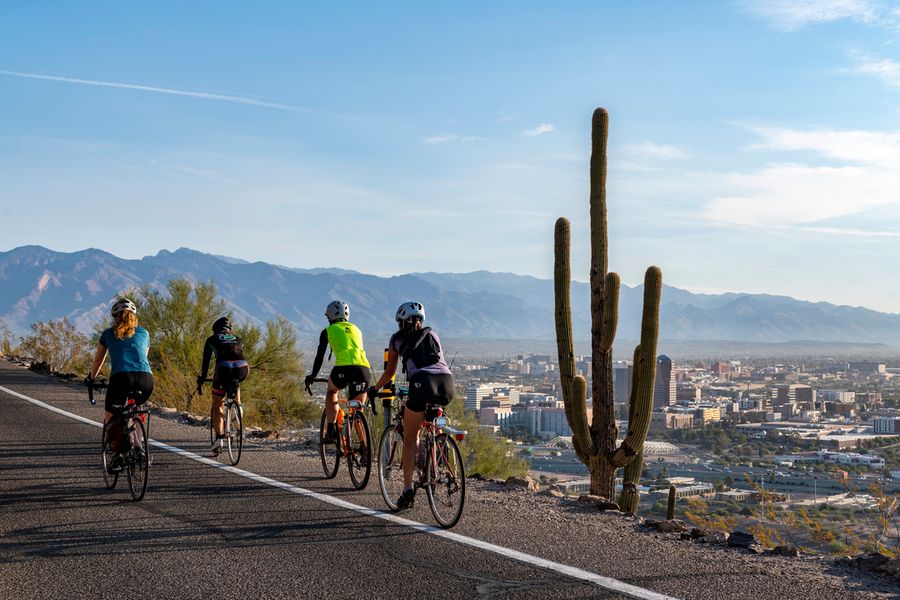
[[197, 317, 249, 455]]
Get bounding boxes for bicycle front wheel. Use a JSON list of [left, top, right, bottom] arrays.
[[346, 411, 372, 490], [101, 423, 118, 489], [225, 402, 243, 466], [426, 433, 465, 528], [319, 409, 340, 478], [127, 417, 150, 501], [377, 426, 405, 511]]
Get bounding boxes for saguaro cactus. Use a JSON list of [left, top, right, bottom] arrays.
[[554, 107, 662, 507]]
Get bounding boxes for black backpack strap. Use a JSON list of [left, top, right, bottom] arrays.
[[398, 327, 431, 373]]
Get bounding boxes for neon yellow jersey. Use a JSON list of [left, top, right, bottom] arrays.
[[326, 321, 370, 368]]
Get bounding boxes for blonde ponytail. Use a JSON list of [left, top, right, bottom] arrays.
[[113, 311, 138, 340]]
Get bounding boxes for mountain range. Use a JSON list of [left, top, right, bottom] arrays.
[[2, 246, 899, 356]]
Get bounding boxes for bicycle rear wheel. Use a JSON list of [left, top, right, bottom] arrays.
[[319, 409, 340, 478], [346, 411, 371, 490], [426, 433, 465, 528], [127, 417, 150, 501], [225, 401, 243, 466], [101, 423, 118, 489], [377, 426, 405, 511]]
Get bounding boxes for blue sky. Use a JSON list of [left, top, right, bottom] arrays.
[[3, 1, 900, 311]]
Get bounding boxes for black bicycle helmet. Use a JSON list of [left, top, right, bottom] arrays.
[[212, 316, 232, 334]]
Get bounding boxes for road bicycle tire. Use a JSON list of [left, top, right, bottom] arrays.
[[319, 409, 340, 478], [127, 417, 150, 501], [426, 433, 465, 528], [101, 423, 118, 489], [346, 411, 372, 490], [377, 425, 405, 511], [225, 401, 243, 466]]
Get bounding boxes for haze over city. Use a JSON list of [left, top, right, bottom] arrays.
[[4, 1, 900, 312]]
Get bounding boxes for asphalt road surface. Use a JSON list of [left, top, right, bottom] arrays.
[[2, 361, 896, 600], [0, 362, 663, 600]]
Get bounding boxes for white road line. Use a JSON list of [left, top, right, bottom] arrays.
[[1, 383, 679, 600]]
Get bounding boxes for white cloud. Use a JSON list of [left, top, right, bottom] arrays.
[[622, 142, 691, 160], [704, 126, 900, 228], [522, 123, 557, 137], [420, 134, 481, 144], [741, 0, 878, 31], [848, 53, 900, 90], [789, 225, 900, 237], [747, 125, 900, 165], [0, 69, 308, 113]]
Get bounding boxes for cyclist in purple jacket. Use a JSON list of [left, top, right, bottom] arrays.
[[370, 301, 454, 509]]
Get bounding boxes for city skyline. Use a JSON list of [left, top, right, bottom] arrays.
[[4, 2, 900, 311]]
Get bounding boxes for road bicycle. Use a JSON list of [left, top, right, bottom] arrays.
[[375, 385, 467, 528], [87, 379, 150, 501], [198, 376, 243, 466], [306, 377, 373, 490]]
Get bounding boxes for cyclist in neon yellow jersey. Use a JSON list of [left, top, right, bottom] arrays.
[[305, 301, 373, 443]]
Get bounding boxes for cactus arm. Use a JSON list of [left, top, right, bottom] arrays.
[[611, 266, 662, 467], [555, 217, 595, 460], [568, 376, 594, 462], [618, 344, 644, 511], [667, 484, 677, 520], [619, 449, 645, 513], [600, 272, 619, 352]]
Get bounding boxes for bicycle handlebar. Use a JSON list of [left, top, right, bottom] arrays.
[[85, 378, 108, 406], [304, 377, 329, 395]]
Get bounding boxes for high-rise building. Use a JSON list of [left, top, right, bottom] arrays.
[[653, 355, 676, 410], [465, 383, 507, 411], [874, 417, 900, 434], [613, 361, 633, 405]]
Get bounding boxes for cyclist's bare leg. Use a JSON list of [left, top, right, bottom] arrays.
[[325, 379, 341, 424], [211, 391, 225, 436], [402, 408, 426, 489], [350, 388, 368, 445]]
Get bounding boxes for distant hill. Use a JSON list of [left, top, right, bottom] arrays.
[[2, 246, 900, 355]]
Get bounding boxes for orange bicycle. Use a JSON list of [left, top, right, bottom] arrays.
[[306, 377, 373, 489]]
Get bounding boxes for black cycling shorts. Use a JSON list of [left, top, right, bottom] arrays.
[[213, 361, 249, 395], [105, 371, 154, 412], [406, 371, 454, 413], [329, 365, 373, 396]]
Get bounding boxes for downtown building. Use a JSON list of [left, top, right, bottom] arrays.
[[653, 355, 676, 410]]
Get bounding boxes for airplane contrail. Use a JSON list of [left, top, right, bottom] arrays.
[[0, 69, 308, 113]]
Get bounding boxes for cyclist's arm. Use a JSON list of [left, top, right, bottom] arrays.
[[89, 342, 107, 380], [199, 338, 214, 379], [308, 329, 328, 379], [371, 349, 399, 390]]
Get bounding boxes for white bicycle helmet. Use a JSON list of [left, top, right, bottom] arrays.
[[325, 300, 350, 322], [395, 301, 425, 324], [111, 298, 137, 317]]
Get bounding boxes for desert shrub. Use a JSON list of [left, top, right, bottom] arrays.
[[18, 318, 91, 373]]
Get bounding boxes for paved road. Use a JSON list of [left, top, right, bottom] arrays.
[[0, 362, 655, 600], [3, 361, 897, 600]]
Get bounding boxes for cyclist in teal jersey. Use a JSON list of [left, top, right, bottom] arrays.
[[305, 301, 373, 443], [87, 298, 153, 472]]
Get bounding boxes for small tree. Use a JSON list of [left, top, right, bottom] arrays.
[[135, 278, 315, 427], [0, 319, 16, 356], [18, 318, 91, 373]]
